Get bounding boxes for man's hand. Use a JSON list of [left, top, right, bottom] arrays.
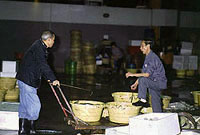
[[130, 79, 138, 90], [52, 80, 60, 86], [125, 72, 134, 78]]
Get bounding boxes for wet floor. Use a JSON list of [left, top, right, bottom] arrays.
[[1, 72, 200, 135]]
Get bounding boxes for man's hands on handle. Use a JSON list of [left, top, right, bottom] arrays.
[[48, 80, 60, 86], [53, 80, 60, 86]]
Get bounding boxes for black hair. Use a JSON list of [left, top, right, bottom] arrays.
[[144, 39, 154, 49]]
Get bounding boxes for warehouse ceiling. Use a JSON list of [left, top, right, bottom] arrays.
[[1, 0, 200, 11]]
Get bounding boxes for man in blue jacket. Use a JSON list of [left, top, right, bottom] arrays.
[[16, 30, 60, 135], [126, 39, 167, 112]]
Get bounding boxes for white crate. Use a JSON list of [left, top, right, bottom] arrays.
[[189, 63, 198, 70], [0, 72, 17, 78], [128, 40, 142, 46], [173, 55, 198, 70], [173, 62, 188, 70], [181, 41, 193, 49], [173, 55, 185, 63], [181, 130, 200, 135], [105, 126, 129, 135], [180, 49, 192, 55], [0, 102, 19, 130], [2, 61, 16, 72], [0, 111, 19, 130], [189, 56, 198, 63], [129, 113, 180, 135]]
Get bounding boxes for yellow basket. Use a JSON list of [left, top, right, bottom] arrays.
[[149, 95, 172, 109], [191, 91, 200, 104], [162, 96, 172, 109], [0, 90, 6, 101], [112, 92, 139, 103], [140, 107, 153, 114], [5, 88, 19, 102], [186, 70, 195, 76], [176, 70, 185, 78], [106, 102, 141, 124], [70, 100, 104, 122], [0, 77, 16, 90], [83, 65, 96, 74]]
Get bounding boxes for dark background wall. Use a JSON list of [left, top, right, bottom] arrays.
[[0, 20, 147, 70]]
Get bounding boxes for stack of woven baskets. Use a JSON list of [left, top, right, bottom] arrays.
[[0, 77, 19, 102], [70, 30, 82, 74], [82, 42, 96, 74]]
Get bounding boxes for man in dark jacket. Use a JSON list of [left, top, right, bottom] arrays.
[[16, 30, 60, 135]]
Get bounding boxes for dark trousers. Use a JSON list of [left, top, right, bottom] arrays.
[[114, 57, 123, 72], [138, 77, 162, 112]]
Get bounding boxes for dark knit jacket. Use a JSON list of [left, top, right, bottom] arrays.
[[16, 39, 56, 88]]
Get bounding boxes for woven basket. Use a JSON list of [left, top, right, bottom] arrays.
[[0, 77, 16, 90], [106, 102, 141, 124], [162, 96, 172, 109], [112, 92, 139, 103], [70, 30, 82, 41], [191, 91, 200, 104], [71, 40, 81, 48], [70, 100, 105, 122], [149, 95, 172, 109], [140, 107, 153, 114], [186, 70, 195, 76], [5, 88, 19, 102], [0, 90, 6, 101], [83, 65, 96, 74], [176, 70, 185, 77]]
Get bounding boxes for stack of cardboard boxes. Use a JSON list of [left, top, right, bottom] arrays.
[[173, 42, 198, 77]]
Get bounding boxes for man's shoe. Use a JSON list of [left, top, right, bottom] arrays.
[[18, 118, 30, 135], [132, 101, 150, 107], [30, 120, 36, 134]]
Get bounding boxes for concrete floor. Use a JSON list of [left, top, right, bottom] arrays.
[[1, 71, 200, 135]]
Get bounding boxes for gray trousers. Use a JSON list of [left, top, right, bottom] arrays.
[[18, 80, 41, 120], [138, 77, 162, 112]]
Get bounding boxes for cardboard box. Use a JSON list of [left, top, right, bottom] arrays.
[[105, 126, 129, 135], [2, 61, 16, 72], [129, 113, 180, 135]]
